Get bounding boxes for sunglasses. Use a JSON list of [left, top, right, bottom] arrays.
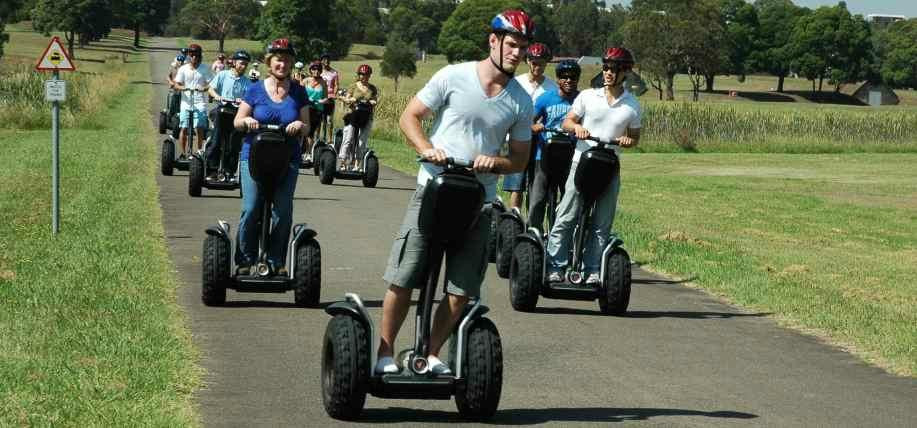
[[557, 74, 579, 81], [602, 64, 624, 72], [358, 73, 371, 76]]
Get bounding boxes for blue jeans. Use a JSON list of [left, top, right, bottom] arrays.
[[546, 161, 621, 274], [235, 160, 299, 268]]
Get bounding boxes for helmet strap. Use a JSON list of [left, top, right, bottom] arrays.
[[489, 34, 515, 77]]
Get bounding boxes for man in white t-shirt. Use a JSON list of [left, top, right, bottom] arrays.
[[503, 42, 558, 210], [173, 44, 213, 158], [374, 10, 535, 377], [546, 47, 642, 286]]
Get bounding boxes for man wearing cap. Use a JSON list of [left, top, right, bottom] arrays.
[[173, 44, 213, 158]]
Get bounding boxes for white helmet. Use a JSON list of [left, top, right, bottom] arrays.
[[248, 69, 261, 81], [294, 61, 304, 70]]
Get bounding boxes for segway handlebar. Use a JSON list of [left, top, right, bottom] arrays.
[[547, 127, 620, 147], [417, 156, 474, 169], [251, 123, 287, 136]]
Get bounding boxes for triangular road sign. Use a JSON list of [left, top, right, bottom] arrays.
[[36, 36, 76, 72]]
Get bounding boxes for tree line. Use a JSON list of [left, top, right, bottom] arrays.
[[3, 0, 914, 98]]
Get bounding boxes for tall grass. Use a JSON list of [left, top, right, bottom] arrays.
[[367, 92, 917, 154], [0, 62, 128, 129]]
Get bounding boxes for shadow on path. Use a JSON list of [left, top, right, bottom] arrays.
[[356, 406, 757, 424]]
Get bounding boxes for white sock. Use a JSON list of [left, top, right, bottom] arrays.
[[375, 356, 398, 374]]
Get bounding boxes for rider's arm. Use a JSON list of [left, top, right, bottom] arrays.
[[497, 139, 530, 174], [207, 73, 222, 101], [399, 96, 435, 155], [562, 109, 589, 139], [234, 101, 256, 131]]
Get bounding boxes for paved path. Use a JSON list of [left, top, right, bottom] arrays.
[[148, 40, 916, 427]]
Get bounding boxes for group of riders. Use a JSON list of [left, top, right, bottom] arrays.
[[169, 9, 640, 386]]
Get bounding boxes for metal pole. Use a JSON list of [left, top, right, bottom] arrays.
[[52, 69, 60, 235]]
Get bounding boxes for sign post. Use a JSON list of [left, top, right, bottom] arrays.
[[35, 36, 76, 235]]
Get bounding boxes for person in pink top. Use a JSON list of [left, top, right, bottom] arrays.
[[211, 53, 227, 73], [319, 53, 340, 137]]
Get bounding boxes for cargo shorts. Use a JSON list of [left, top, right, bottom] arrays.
[[382, 185, 493, 298]]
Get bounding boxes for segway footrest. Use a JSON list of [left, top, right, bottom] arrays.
[[370, 375, 457, 400], [543, 283, 600, 301]]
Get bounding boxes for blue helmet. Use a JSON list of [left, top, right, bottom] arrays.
[[231, 50, 251, 61], [555, 60, 581, 79], [176, 54, 186, 63]]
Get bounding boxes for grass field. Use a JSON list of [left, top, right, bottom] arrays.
[[0, 26, 199, 426]]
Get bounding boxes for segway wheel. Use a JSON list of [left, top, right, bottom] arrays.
[[312, 143, 324, 176], [362, 155, 379, 188], [322, 315, 369, 420], [319, 149, 336, 185], [509, 240, 542, 312], [158, 111, 167, 135], [201, 234, 229, 306], [293, 239, 321, 307], [599, 247, 632, 315], [495, 217, 522, 279], [487, 205, 504, 263], [188, 156, 204, 197], [455, 317, 502, 421], [161, 140, 175, 176]]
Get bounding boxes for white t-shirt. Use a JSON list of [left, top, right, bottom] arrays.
[[514, 73, 558, 102], [174, 63, 213, 110], [568, 88, 641, 162], [416, 62, 534, 201]]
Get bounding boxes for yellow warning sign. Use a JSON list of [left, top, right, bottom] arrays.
[[36, 36, 76, 72]]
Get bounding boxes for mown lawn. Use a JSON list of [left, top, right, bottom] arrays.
[[0, 27, 199, 426]]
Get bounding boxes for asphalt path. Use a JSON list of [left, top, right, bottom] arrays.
[[147, 40, 916, 427]]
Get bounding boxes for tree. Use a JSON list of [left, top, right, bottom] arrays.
[[0, 0, 22, 60], [386, 5, 438, 55], [438, 0, 522, 63], [716, 0, 758, 89], [788, 3, 871, 94], [115, 0, 170, 47], [343, 0, 385, 45], [257, 0, 354, 61], [749, 0, 808, 92], [519, 0, 559, 56], [32, 0, 115, 55], [181, 0, 257, 53], [380, 35, 417, 93], [552, 0, 603, 56], [877, 19, 917, 89]]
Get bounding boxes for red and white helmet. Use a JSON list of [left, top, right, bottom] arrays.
[[603, 47, 635, 71], [526, 42, 551, 61], [357, 64, 372, 75], [491, 10, 535, 40]]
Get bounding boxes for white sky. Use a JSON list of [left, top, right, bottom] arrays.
[[607, 1, 915, 18]]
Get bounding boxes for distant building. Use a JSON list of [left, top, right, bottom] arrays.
[[866, 14, 906, 27], [852, 81, 900, 106]]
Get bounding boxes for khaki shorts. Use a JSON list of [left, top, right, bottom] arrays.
[[382, 185, 492, 297]]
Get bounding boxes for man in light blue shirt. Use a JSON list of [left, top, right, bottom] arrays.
[[205, 50, 252, 176]]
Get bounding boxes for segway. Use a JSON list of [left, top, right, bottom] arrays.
[[509, 132, 631, 314], [298, 107, 327, 175], [487, 197, 506, 263], [316, 99, 380, 188], [189, 101, 243, 197], [159, 88, 180, 136], [201, 124, 321, 307], [161, 88, 207, 176], [530, 130, 577, 234], [494, 142, 540, 278], [322, 158, 502, 421]]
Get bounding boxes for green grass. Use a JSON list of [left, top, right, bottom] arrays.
[[0, 31, 199, 426], [373, 137, 917, 376]]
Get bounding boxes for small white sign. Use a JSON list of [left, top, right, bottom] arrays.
[[45, 79, 66, 102]]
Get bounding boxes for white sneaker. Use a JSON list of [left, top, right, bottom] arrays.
[[374, 356, 399, 374], [428, 355, 452, 376], [547, 271, 564, 283], [585, 272, 601, 285]]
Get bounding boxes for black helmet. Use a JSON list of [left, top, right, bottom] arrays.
[[320, 52, 331, 60], [231, 49, 251, 61], [555, 60, 581, 79], [266, 38, 296, 57]]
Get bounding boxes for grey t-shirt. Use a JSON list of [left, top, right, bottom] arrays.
[[415, 62, 534, 201]]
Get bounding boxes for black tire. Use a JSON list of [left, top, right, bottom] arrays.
[[312, 144, 323, 176], [322, 315, 369, 420], [201, 234, 229, 306], [599, 247, 632, 315], [160, 140, 174, 176], [293, 239, 321, 307], [319, 149, 336, 185], [509, 240, 542, 312], [487, 206, 503, 263], [158, 111, 167, 135], [455, 317, 502, 421], [188, 156, 204, 197], [362, 155, 379, 188], [495, 217, 522, 279]]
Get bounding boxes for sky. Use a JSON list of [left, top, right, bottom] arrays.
[[607, 1, 916, 18]]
